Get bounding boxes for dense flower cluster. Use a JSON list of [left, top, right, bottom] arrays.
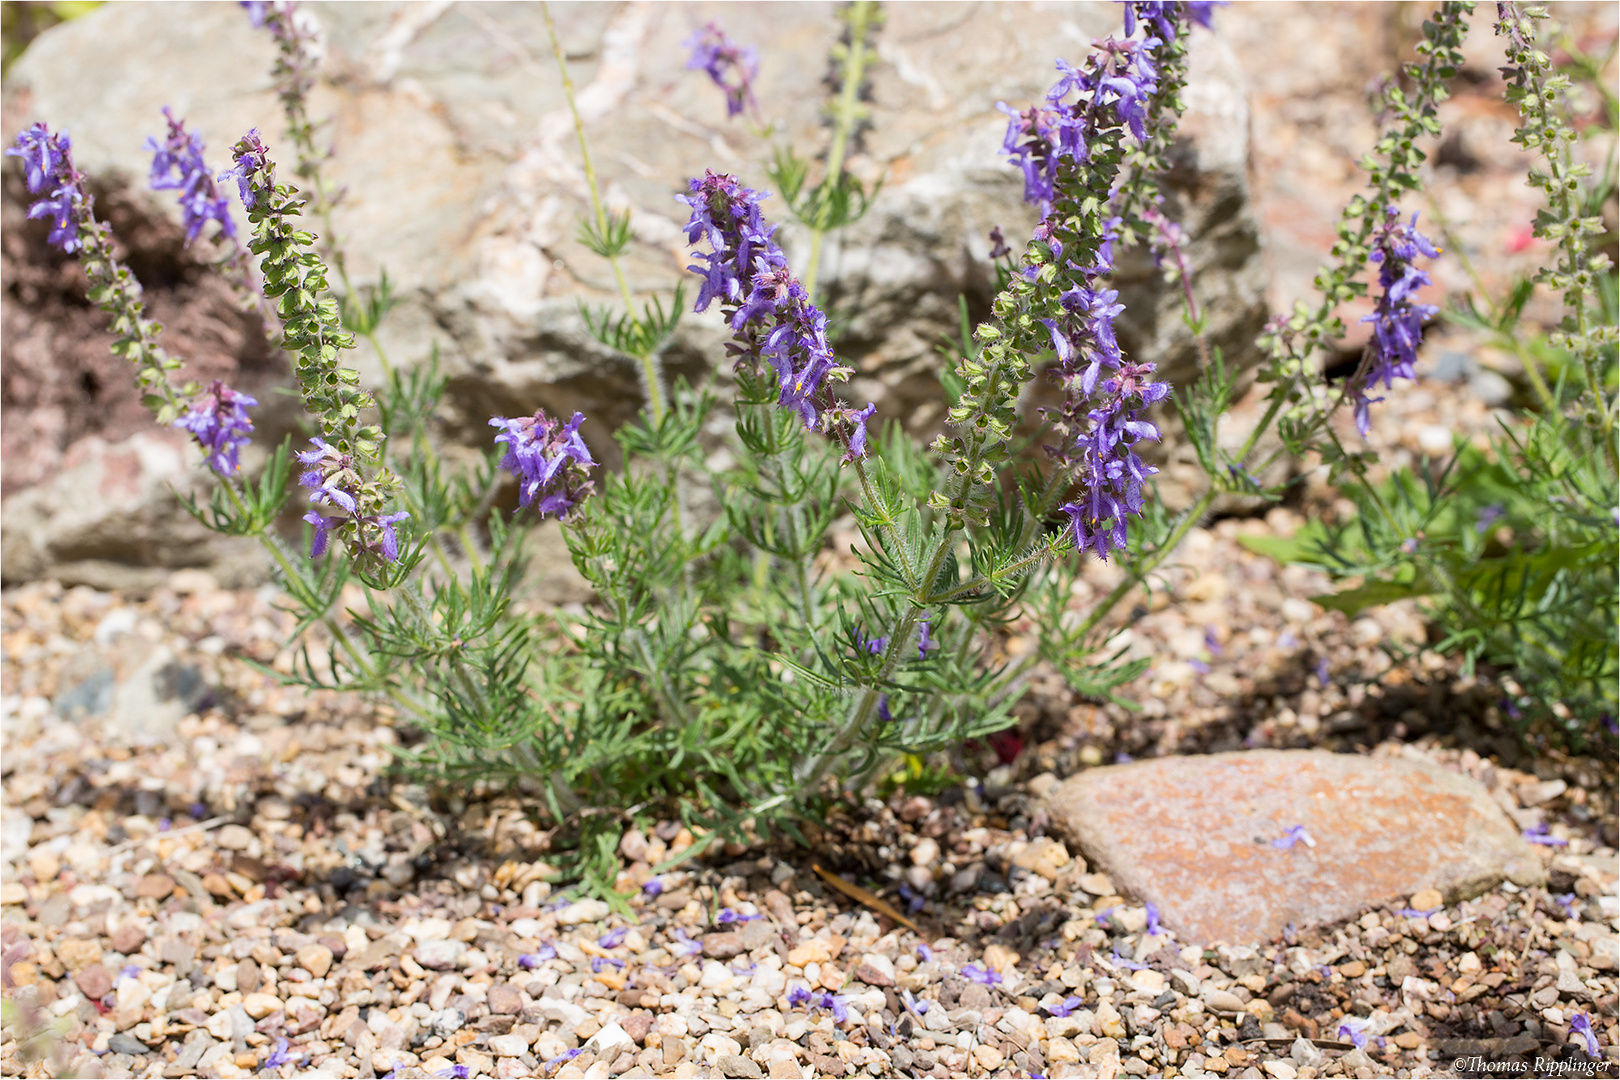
[[488, 409, 597, 520], [1353, 206, 1441, 436], [685, 22, 759, 120], [997, 35, 1163, 216], [6, 123, 84, 251], [297, 438, 410, 561], [174, 381, 257, 475], [994, 26, 1178, 559], [145, 108, 237, 245], [678, 171, 876, 458]]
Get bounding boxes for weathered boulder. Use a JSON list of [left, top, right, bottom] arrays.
[[3, 1, 1265, 587], [1046, 749, 1546, 946]]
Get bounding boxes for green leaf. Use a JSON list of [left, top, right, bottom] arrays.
[[1310, 577, 1434, 616]]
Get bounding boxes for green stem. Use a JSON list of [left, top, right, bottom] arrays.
[[541, 1, 667, 424], [800, 0, 875, 305]]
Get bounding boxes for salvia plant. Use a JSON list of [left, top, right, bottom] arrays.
[[9, 0, 1615, 893]]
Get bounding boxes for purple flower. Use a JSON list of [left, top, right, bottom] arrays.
[[961, 964, 1002, 985], [716, 908, 761, 925], [897, 882, 926, 915], [786, 984, 813, 1008], [297, 438, 360, 514], [263, 1037, 296, 1069], [542, 1048, 583, 1072], [1188, 658, 1210, 675], [1203, 627, 1222, 656], [642, 878, 664, 897], [175, 380, 257, 475], [1095, 906, 1117, 926], [678, 172, 862, 442], [7, 121, 71, 194], [1475, 504, 1505, 533], [590, 956, 624, 973], [1554, 893, 1577, 917], [1272, 825, 1316, 850], [670, 928, 703, 958], [599, 927, 628, 949], [917, 619, 937, 659], [1111, 948, 1148, 971], [901, 988, 930, 1015], [1570, 1012, 1601, 1057], [1044, 995, 1085, 1017], [916, 943, 935, 962], [1353, 208, 1441, 437], [490, 409, 596, 520], [118, 964, 142, 982], [1336, 1015, 1373, 1049], [145, 108, 236, 245], [518, 944, 557, 969], [685, 22, 759, 119], [435, 1067, 471, 1080], [1145, 902, 1160, 936], [295, 437, 411, 563], [7, 123, 85, 252], [1125, 1, 1223, 42], [1522, 822, 1569, 847], [216, 127, 266, 211], [1396, 907, 1440, 919]]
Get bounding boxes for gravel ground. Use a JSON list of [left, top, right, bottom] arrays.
[[2, 401, 1615, 1080], [3, 4, 1617, 1079]]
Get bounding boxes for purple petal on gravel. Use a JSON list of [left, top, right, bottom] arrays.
[[1522, 822, 1569, 847], [961, 963, 1001, 984]]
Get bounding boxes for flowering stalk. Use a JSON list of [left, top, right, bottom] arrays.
[[221, 130, 410, 575], [1351, 207, 1442, 436], [7, 124, 191, 421], [239, 2, 344, 277], [685, 22, 760, 122], [1496, 2, 1618, 463], [144, 107, 276, 328]]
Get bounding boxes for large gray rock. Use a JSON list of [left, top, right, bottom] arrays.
[[3, 1, 1265, 587], [1046, 749, 1546, 946]]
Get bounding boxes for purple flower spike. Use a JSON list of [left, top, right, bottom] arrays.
[[961, 964, 1002, 985], [1353, 207, 1441, 437], [685, 22, 759, 119], [678, 171, 864, 447], [7, 123, 85, 252], [1272, 825, 1316, 850], [175, 380, 257, 475], [490, 409, 597, 520], [145, 108, 237, 245], [1570, 1012, 1600, 1058]]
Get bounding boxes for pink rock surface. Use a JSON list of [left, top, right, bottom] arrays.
[[1047, 749, 1545, 945]]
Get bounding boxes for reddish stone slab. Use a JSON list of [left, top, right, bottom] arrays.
[[1046, 749, 1544, 945]]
